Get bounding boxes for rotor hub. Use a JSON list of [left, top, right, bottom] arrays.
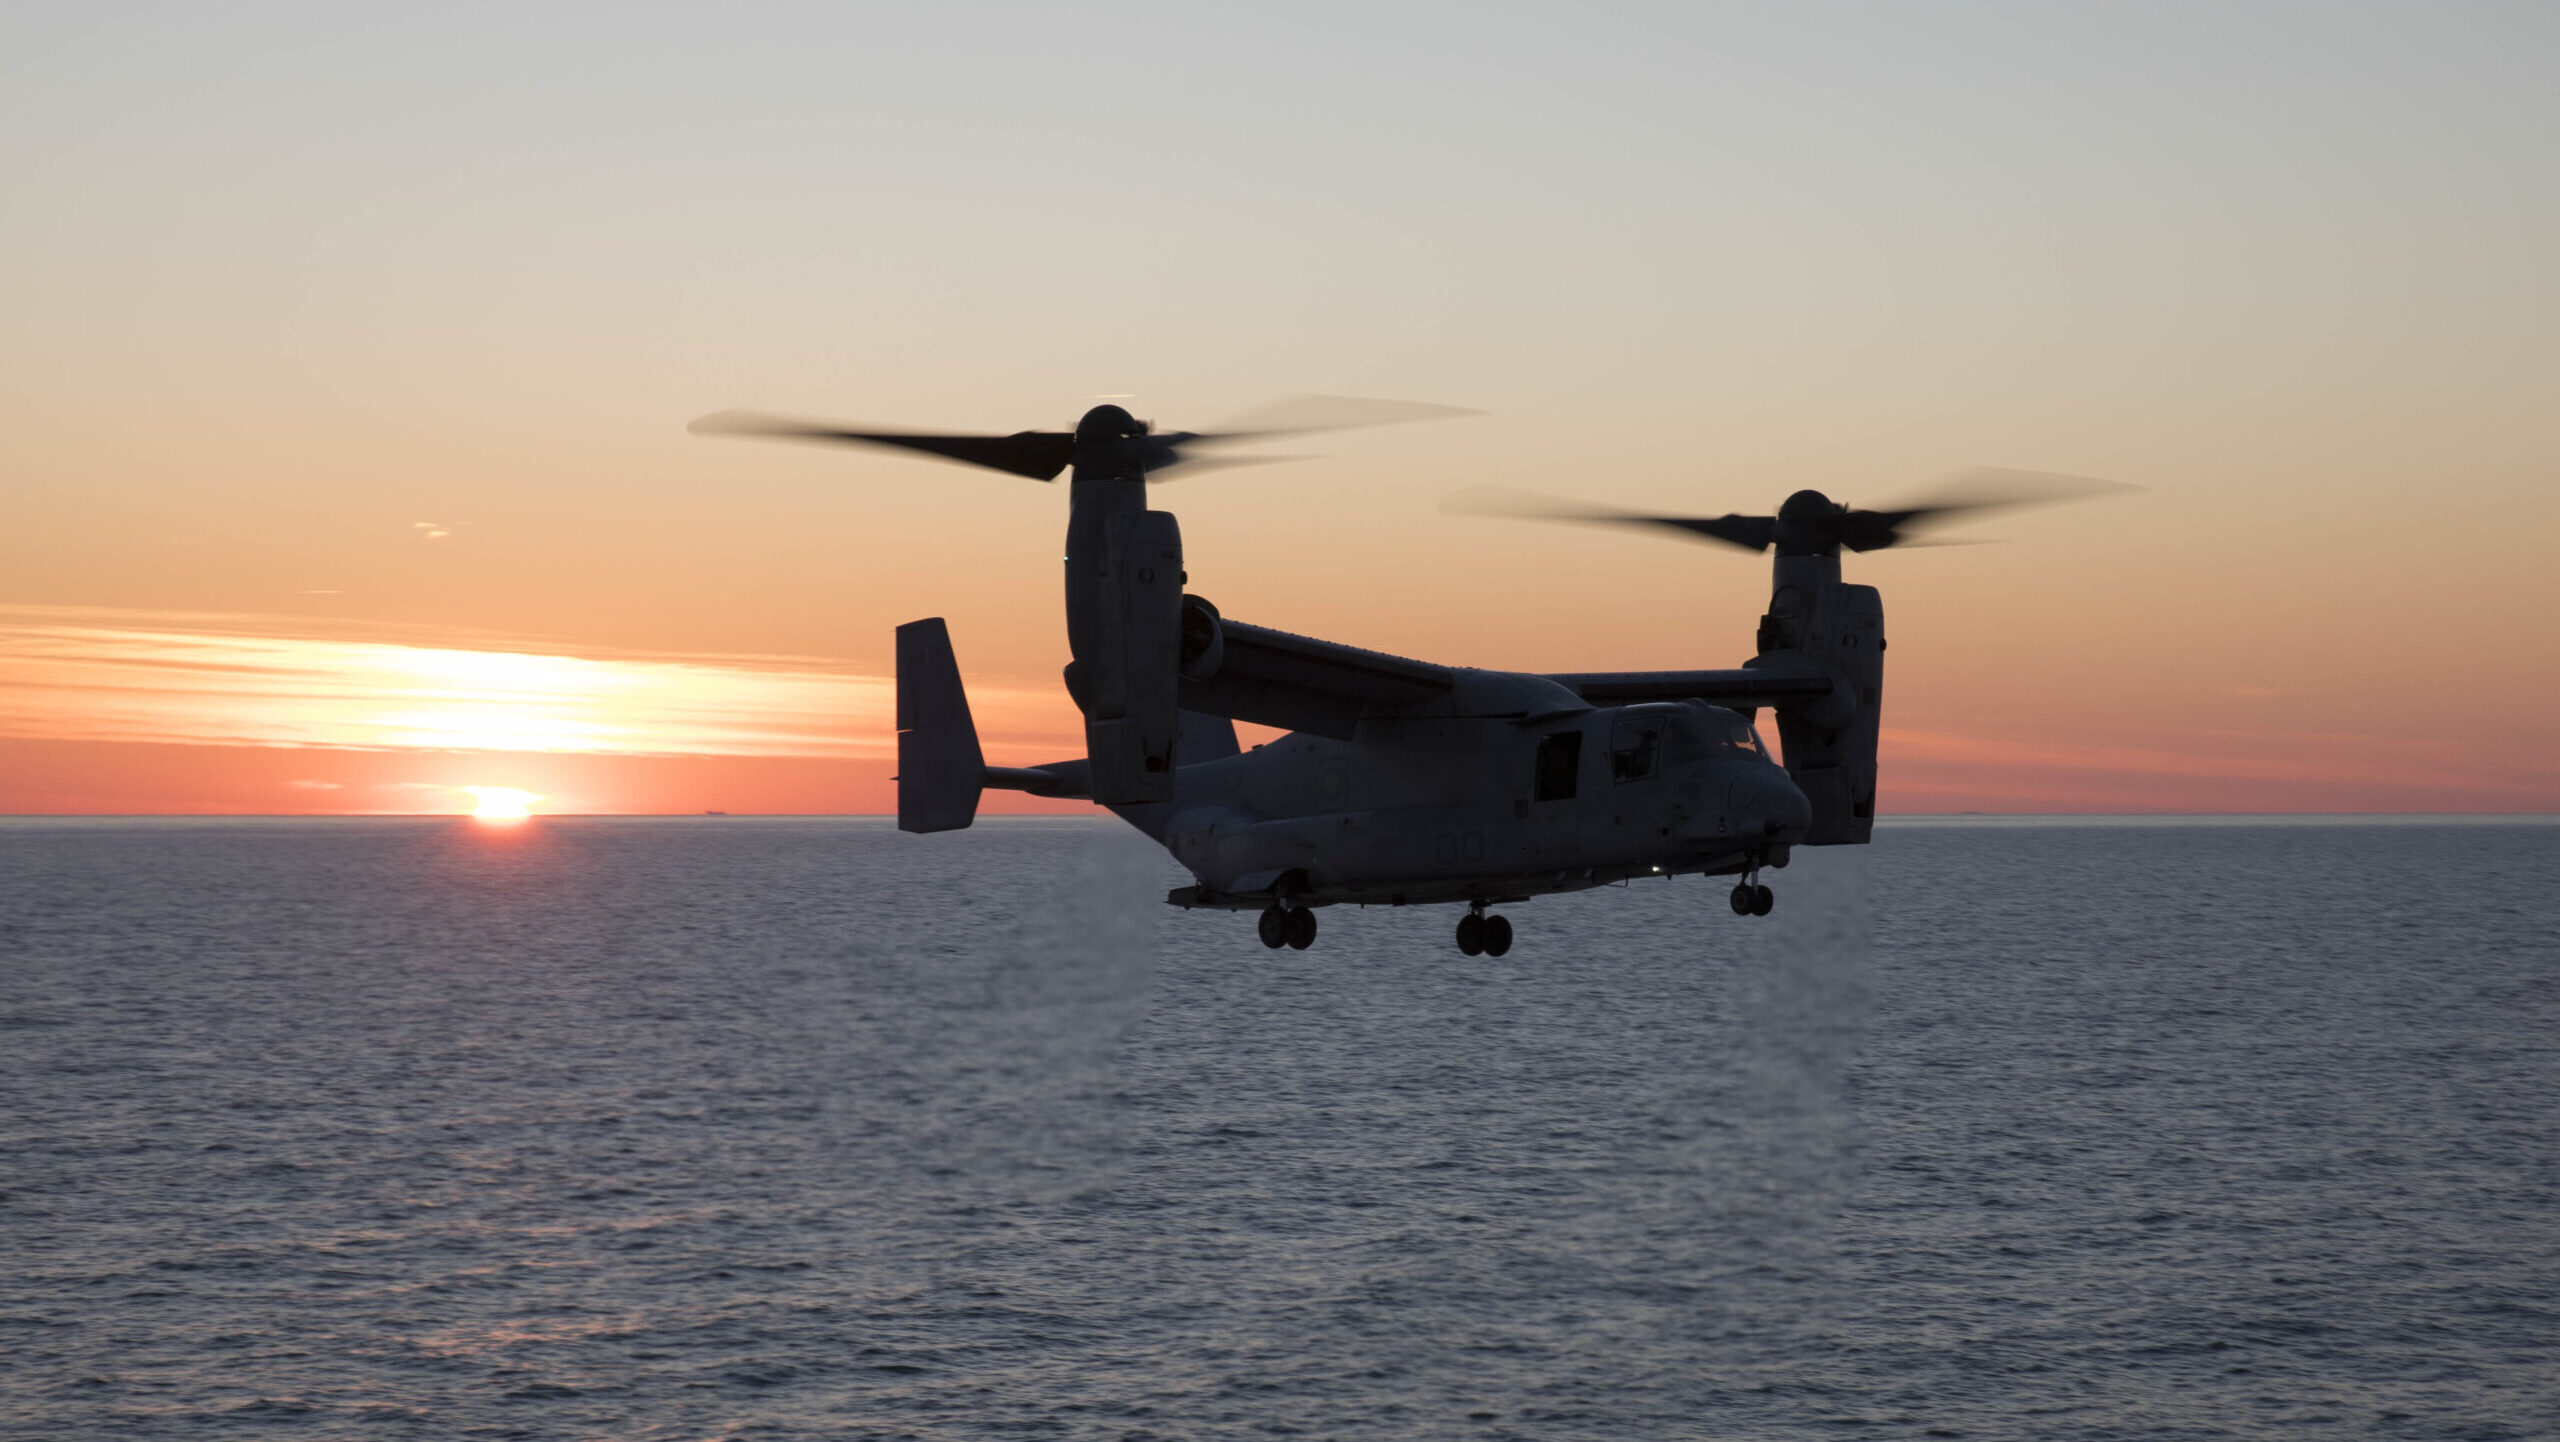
[[1776, 489, 1838, 521], [1074, 404, 1147, 444], [1771, 489, 1845, 556]]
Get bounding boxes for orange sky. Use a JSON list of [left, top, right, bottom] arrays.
[[3, 6, 2554, 815]]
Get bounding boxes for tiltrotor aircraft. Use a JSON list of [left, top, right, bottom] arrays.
[[696, 400, 2113, 955]]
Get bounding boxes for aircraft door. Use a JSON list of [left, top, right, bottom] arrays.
[[1527, 722, 1587, 865], [1533, 730, 1581, 802]]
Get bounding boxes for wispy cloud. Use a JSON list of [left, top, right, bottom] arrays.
[[1879, 722, 2549, 807], [0, 605, 1051, 759]]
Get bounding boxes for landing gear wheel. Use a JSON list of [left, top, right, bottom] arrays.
[[1751, 884, 1775, 916], [1730, 882, 1756, 915], [1481, 914, 1514, 956], [1455, 912, 1486, 956], [1284, 906, 1318, 951], [1258, 907, 1289, 949]]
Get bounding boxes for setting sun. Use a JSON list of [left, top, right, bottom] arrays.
[[464, 786, 540, 822]]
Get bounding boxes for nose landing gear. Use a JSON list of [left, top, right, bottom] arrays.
[[1455, 905, 1513, 956], [1258, 903, 1318, 950]]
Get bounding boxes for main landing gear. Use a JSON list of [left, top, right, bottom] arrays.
[[1258, 904, 1317, 951], [1455, 905, 1513, 957], [1729, 874, 1775, 916]]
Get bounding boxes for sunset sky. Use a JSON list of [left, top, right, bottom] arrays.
[[5, 3, 2554, 814]]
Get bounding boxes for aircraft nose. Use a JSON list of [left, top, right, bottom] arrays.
[[1735, 766, 1812, 843]]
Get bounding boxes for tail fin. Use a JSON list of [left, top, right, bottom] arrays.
[[1177, 709, 1239, 764], [895, 618, 986, 833]]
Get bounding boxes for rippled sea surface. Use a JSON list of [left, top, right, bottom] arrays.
[[3, 817, 2554, 1440]]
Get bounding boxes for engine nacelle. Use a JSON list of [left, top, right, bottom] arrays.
[[1756, 580, 1882, 845], [1079, 508, 1184, 803]]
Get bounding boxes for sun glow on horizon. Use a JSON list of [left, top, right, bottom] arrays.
[[0, 604, 1063, 759], [465, 786, 540, 821]]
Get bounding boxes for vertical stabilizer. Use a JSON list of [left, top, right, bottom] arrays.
[[896, 618, 986, 833], [1177, 709, 1240, 764]]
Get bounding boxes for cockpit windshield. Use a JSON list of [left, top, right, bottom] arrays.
[[1711, 709, 1768, 758], [1620, 703, 1770, 775]]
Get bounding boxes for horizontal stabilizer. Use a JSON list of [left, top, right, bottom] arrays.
[[985, 760, 1092, 799]]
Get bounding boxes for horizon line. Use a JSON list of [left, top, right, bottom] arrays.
[[4, 811, 2554, 823]]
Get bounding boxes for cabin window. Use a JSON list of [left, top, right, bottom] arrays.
[[1533, 730, 1581, 802], [1610, 717, 1662, 782]]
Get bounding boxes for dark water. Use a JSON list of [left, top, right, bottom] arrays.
[[2, 817, 2554, 1440]]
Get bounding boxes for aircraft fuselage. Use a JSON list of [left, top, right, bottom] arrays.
[[1111, 695, 1810, 910]]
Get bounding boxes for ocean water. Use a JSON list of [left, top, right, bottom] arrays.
[[1, 816, 2554, 1441]]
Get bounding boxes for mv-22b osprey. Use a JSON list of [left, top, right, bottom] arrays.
[[697, 400, 2112, 956]]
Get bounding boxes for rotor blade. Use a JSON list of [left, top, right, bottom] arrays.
[[1844, 468, 2138, 545], [1139, 452, 1308, 481], [1822, 509, 1924, 553], [1134, 395, 1475, 477], [1201, 394, 1481, 444], [689, 411, 1076, 481], [1441, 485, 1776, 552]]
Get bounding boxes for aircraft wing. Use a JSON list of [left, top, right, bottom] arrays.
[[1548, 668, 1836, 708], [1179, 619, 1456, 740]]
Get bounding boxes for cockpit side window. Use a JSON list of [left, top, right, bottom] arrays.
[[1609, 717, 1662, 782], [1534, 730, 1581, 802]]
